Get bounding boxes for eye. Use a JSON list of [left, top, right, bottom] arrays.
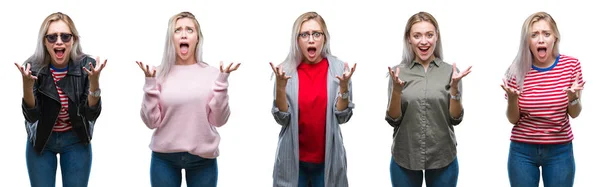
[[175, 28, 181, 33], [314, 32, 322, 37], [413, 34, 420, 39], [531, 33, 537, 37], [427, 33, 434, 38], [544, 33, 551, 37], [300, 33, 309, 38], [187, 28, 193, 33]]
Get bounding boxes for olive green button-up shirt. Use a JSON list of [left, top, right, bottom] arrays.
[[386, 58, 464, 170]]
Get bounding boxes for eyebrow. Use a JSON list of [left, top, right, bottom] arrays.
[[299, 30, 323, 33]]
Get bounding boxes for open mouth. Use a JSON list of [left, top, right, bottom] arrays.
[[307, 47, 317, 57], [180, 42, 190, 54], [54, 48, 66, 59], [418, 46, 430, 53], [537, 47, 547, 58]]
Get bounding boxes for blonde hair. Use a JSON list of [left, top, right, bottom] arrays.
[[157, 11, 207, 79], [400, 12, 444, 66], [505, 12, 561, 89], [278, 11, 332, 76], [26, 12, 86, 73]]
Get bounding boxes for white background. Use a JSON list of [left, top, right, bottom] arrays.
[[1, 0, 598, 186]]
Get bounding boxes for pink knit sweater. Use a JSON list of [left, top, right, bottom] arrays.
[[140, 63, 230, 158]]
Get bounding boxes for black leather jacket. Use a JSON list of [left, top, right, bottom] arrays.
[[21, 56, 102, 154]]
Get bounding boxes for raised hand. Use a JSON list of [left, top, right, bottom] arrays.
[[388, 66, 405, 92], [136, 61, 156, 77], [220, 61, 241, 73], [83, 56, 107, 82], [269, 62, 291, 88], [563, 73, 585, 101], [335, 62, 357, 91], [450, 63, 472, 88], [500, 80, 521, 99], [14, 62, 38, 87]]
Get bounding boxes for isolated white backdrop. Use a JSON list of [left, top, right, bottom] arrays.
[[1, 0, 597, 186]]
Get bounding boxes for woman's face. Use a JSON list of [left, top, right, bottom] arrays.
[[173, 17, 199, 63], [44, 20, 73, 68], [408, 21, 437, 64], [528, 19, 556, 65], [297, 19, 325, 64]]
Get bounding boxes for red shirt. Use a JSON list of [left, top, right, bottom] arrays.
[[505, 54, 584, 144], [50, 65, 72, 132], [297, 58, 328, 163]]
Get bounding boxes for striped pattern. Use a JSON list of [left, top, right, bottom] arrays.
[[271, 55, 354, 187], [506, 54, 583, 144], [50, 67, 72, 132]]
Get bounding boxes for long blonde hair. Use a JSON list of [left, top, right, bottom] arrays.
[[277, 11, 332, 76], [504, 12, 561, 89], [26, 12, 86, 73], [399, 12, 444, 66], [157, 11, 207, 79]]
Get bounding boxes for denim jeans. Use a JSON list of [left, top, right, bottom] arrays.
[[150, 151, 218, 187], [390, 157, 459, 187], [508, 141, 575, 187], [26, 130, 92, 187], [298, 161, 325, 187]]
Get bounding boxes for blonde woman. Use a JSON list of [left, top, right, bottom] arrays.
[[385, 12, 471, 187], [270, 11, 356, 187], [16, 12, 106, 187], [501, 12, 585, 187], [137, 12, 240, 187]]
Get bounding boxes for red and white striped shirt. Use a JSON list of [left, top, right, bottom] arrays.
[[505, 54, 584, 144], [50, 66, 72, 132]]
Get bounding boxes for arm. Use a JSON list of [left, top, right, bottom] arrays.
[[567, 99, 582, 118], [567, 62, 584, 118], [80, 59, 102, 121], [506, 96, 520, 125], [207, 73, 231, 127], [271, 80, 291, 126], [140, 77, 163, 129], [22, 72, 39, 123], [449, 80, 464, 125], [334, 79, 354, 124], [386, 77, 402, 127]]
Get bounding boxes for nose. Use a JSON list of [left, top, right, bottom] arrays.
[[419, 37, 427, 45], [308, 35, 315, 43]]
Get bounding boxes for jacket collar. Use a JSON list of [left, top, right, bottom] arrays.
[[39, 58, 83, 76]]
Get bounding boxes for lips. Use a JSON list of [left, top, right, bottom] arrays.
[[307, 47, 317, 57], [180, 42, 189, 55], [54, 48, 66, 59], [537, 47, 547, 58]]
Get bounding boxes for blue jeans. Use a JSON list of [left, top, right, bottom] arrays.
[[26, 130, 92, 187], [298, 161, 325, 187], [508, 141, 575, 187], [390, 157, 459, 187], [150, 151, 218, 187]]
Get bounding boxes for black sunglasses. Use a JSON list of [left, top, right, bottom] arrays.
[[45, 33, 73, 43]]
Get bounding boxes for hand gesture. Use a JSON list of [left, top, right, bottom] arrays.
[[83, 56, 107, 82], [136, 61, 156, 77], [269, 62, 291, 88], [450, 63, 472, 88], [500, 80, 521, 99], [563, 73, 585, 101], [14, 62, 38, 87], [335, 62, 357, 91], [220, 61, 241, 73], [388, 66, 405, 93]]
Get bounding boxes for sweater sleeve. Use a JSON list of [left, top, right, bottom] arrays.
[[207, 72, 231, 127], [140, 77, 163, 129]]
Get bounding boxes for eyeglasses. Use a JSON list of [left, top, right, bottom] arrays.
[[45, 33, 73, 43], [298, 31, 324, 41]]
